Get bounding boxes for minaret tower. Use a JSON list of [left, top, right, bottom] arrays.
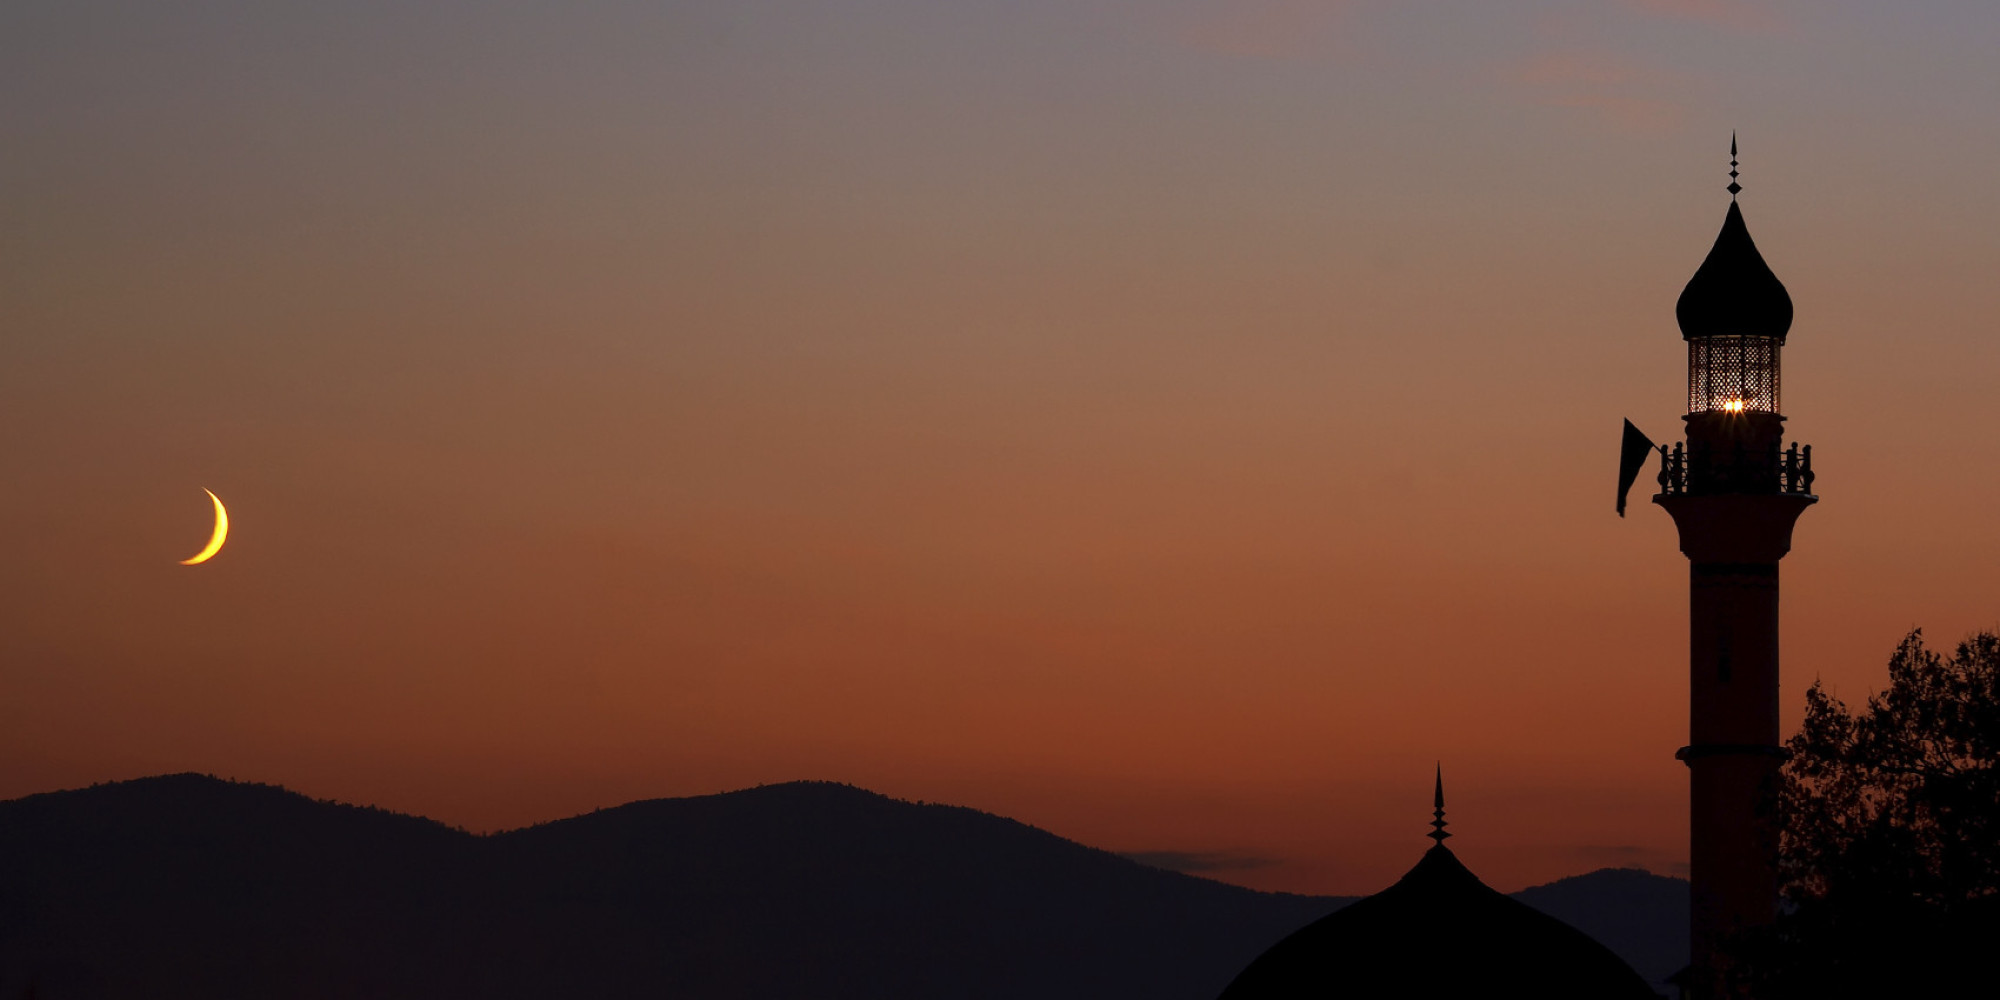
[[1653, 138, 1816, 993]]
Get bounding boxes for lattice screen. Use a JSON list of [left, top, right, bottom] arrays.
[[1687, 335, 1782, 414]]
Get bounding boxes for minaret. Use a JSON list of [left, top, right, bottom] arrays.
[[1653, 138, 1816, 994]]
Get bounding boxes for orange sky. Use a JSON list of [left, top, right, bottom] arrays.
[[4, 0, 1999, 894]]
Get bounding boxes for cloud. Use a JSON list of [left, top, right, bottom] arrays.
[[1571, 844, 1650, 862], [1542, 93, 1686, 133], [1122, 849, 1283, 873], [1176, 0, 1351, 59], [1570, 845, 1689, 877], [1514, 52, 1649, 89], [1628, 0, 1785, 34], [1506, 52, 1690, 134]]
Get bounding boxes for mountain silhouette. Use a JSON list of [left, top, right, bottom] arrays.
[[1513, 867, 1690, 992], [0, 775, 1684, 998]]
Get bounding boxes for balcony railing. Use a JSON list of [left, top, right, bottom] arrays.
[[1656, 441, 1815, 497]]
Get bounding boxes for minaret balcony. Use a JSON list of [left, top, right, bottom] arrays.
[[1655, 439, 1815, 499]]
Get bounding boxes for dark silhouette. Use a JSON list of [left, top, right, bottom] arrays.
[[1618, 419, 1658, 516], [1514, 868, 1691, 993], [1638, 138, 1815, 995], [1727, 629, 2000, 998], [0, 775, 1332, 998], [0, 775, 1684, 998], [1215, 772, 1659, 999], [1673, 141, 1793, 349]]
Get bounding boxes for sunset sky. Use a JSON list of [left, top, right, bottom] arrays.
[[5, 0, 1998, 895]]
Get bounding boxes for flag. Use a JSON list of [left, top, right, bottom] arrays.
[[1617, 419, 1657, 517]]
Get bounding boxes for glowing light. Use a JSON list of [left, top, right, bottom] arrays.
[[1723, 399, 1746, 413], [180, 489, 229, 565]]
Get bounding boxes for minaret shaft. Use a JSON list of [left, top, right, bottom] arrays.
[[1658, 476, 1813, 992], [1681, 553, 1784, 976]]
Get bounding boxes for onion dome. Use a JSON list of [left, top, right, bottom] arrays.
[[1215, 771, 1657, 1000], [1675, 139, 1793, 342]]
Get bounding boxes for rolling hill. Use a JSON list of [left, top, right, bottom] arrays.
[[0, 775, 1683, 998]]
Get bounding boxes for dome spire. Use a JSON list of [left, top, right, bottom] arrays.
[[1428, 764, 1451, 845], [1728, 132, 1741, 198], [1676, 138, 1793, 342]]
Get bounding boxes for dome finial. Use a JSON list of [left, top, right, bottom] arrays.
[[1429, 763, 1451, 845], [1727, 132, 1742, 198], [1677, 140, 1792, 342]]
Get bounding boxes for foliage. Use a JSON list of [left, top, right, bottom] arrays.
[[1742, 629, 2000, 997]]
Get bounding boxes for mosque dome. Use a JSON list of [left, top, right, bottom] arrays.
[[1674, 144, 1792, 342], [1215, 774, 1659, 1000]]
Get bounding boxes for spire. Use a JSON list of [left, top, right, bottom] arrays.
[[1676, 137, 1793, 342], [1728, 132, 1741, 198], [1428, 764, 1451, 845]]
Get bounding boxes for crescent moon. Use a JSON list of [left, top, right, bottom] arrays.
[[180, 489, 230, 566]]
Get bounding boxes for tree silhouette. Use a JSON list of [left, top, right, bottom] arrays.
[[1735, 630, 2000, 997]]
